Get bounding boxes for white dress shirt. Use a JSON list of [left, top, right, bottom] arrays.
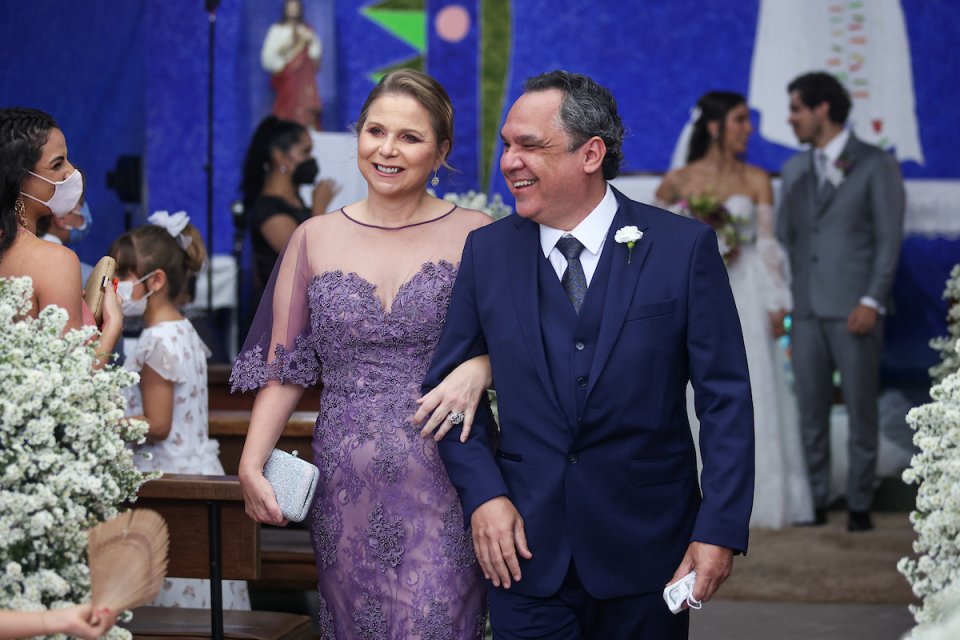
[[539, 184, 618, 286], [814, 129, 850, 186]]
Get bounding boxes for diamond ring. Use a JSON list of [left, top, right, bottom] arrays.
[[447, 411, 465, 425]]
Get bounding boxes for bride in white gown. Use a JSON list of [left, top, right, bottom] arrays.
[[655, 91, 814, 528]]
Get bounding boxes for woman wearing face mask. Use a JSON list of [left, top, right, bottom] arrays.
[[0, 107, 121, 368], [241, 115, 339, 303], [108, 215, 252, 609]]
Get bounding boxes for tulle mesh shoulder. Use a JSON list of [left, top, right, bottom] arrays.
[[231, 222, 321, 392], [230, 205, 491, 393]]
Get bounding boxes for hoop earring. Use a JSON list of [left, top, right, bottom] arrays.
[[430, 169, 440, 187], [15, 197, 26, 227]]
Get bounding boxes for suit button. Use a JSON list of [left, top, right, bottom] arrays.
[[811, 256, 818, 263], [575, 341, 585, 351], [812, 225, 819, 233], [577, 376, 587, 387], [567, 453, 579, 464]]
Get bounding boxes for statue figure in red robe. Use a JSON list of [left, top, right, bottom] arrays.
[[261, 0, 323, 130]]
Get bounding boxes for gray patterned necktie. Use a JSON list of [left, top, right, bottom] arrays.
[[815, 150, 829, 197], [556, 236, 587, 313]]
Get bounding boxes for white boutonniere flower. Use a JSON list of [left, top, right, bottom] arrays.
[[615, 225, 643, 263]]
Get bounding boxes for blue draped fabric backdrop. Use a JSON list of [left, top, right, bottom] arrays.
[[0, 1, 146, 263], [0, 0, 957, 381]]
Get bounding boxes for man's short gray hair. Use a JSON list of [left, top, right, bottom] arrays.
[[522, 70, 625, 180]]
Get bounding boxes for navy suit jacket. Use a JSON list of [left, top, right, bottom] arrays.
[[424, 187, 754, 599]]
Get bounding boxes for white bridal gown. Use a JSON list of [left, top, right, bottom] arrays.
[[688, 194, 814, 528]]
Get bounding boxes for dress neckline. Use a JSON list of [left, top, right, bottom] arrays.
[[339, 204, 457, 230]]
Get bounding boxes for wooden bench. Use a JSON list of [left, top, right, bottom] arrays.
[[124, 474, 312, 640], [208, 364, 321, 412]]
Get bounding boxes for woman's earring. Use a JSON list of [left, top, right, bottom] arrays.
[[15, 197, 26, 227], [430, 169, 440, 187], [279, 164, 288, 174]]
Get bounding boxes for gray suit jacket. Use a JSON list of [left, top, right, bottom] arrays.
[[776, 134, 905, 319]]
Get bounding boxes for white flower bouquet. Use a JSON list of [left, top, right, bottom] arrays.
[[0, 277, 149, 639], [899, 338, 960, 632], [929, 264, 960, 385], [438, 189, 514, 220]]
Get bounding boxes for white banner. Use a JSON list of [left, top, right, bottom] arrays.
[[748, 0, 923, 164]]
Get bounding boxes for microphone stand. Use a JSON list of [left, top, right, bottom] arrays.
[[205, 0, 220, 315], [205, 5, 223, 639]]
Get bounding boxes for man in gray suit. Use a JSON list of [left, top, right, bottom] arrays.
[[776, 71, 905, 532]]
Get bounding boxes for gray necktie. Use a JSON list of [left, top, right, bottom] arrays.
[[815, 150, 829, 196], [556, 236, 587, 313]]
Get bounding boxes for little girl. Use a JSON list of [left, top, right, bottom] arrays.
[[111, 212, 251, 610]]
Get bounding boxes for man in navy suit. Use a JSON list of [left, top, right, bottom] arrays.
[[423, 71, 755, 639]]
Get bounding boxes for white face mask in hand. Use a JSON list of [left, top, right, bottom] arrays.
[[20, 169, 84, 218], [116, 271, 157, 317]]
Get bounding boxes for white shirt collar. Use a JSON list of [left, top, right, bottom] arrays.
[[41, 233, 63, 246], [818, 128, 850, 166], [539, 184, 618, 259]]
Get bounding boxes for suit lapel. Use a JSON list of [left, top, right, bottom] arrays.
[[508, 216, 564, 416], [585, 192, 651, 402]]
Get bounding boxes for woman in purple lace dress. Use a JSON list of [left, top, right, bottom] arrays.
[[231, 70, 491, 638]]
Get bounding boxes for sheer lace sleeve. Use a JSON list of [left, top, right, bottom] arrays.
[[754, 203, 792, 312], [230, 224, 321, 392]]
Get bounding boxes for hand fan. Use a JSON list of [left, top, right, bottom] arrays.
[[87, 509, 169, 612]]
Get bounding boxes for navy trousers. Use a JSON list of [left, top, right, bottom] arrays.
[[488, 561, 689, 640]]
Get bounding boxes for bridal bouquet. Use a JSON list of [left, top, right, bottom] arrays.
[[0, 277, 149, 639], [675, 195, 743, 264]]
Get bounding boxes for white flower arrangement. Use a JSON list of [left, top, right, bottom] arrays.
[[0, 277, 149, 639], [436, 189, 514, 220], [898, 337, 960, 632], [930, 264, 960, 385]]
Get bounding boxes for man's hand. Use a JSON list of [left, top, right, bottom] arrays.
[[471, 496, 533, 589], [768, 308, 789, 338], [668, 542, 733, 608], [847, 303, 878, 335]]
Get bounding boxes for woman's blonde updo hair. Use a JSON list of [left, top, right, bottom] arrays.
[[110, 223, 207, 301], [355, 69, 455, 169]]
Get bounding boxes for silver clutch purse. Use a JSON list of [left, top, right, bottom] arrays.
[[263, 448, 319, 523]]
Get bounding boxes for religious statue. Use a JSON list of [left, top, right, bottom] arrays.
[[261, 0, 323, 129]]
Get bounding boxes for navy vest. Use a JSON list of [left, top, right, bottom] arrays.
[[537, 235, 614, 431]]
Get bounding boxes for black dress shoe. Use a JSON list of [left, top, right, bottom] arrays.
[[848, 510, 874, 532], [796, 508, 828, 526]]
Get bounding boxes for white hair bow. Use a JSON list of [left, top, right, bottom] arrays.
[[148, 210, 192, 249]]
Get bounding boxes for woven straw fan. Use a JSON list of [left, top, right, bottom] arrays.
[[88, 509, 169, 612]]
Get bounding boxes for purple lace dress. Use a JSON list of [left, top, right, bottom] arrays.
[[232, 207, 489, 639]]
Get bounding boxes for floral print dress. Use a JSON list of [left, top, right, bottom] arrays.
[[124, 319, 251, 610]]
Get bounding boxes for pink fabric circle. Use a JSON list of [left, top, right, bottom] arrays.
[[435, 5, 470, 43]]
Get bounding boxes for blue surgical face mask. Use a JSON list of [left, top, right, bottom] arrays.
[[65, 201, 92, 244]]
